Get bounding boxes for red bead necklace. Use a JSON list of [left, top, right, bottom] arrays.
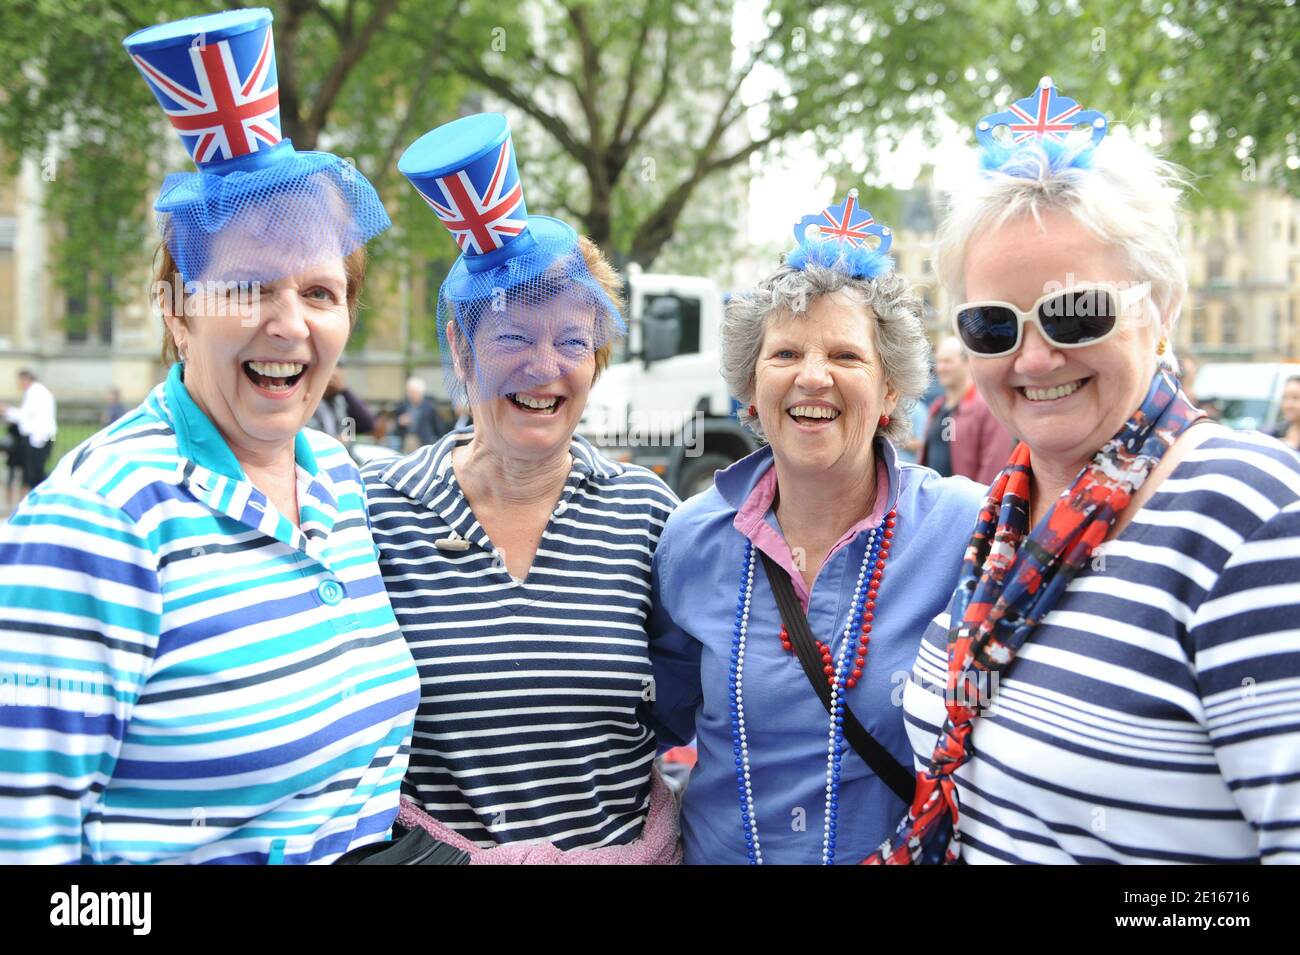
[[780, 509, 897, 690]]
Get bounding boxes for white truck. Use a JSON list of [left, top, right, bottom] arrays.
[[1193, 362, 1300, 433], [578, 265, 759, 497]]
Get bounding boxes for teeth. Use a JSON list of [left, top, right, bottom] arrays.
[[789, 405, 840, 420], [511, 394, 559, 410], [247, 360, 305, 378], [1023, 379, 1085, 402]]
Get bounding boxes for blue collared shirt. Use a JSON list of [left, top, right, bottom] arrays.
[[647, 439, 983, 864]]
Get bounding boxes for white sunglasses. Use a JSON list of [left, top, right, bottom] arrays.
[[953, 282, 1152, 358]]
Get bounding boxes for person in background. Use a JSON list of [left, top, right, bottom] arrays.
[[307, 364, 376, 444], [1, 369, 57, 497], [2, 420, 21, 512], [918, 336, 1015, 485], [393, 376, 447, 451], [102, 387, 127, 427], [1276, 375, 1300, 452]]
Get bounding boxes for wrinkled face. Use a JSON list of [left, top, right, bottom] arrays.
[[1282, 380, 1300, 424], [962, 211, 1166, 470], [754, 292, 899, 480], [451, 295, 597, 461], [165, 255, 350, 459], [934, 338, 968, 392]]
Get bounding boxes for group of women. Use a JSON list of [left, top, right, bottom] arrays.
[[0, 10, 1295, 865]]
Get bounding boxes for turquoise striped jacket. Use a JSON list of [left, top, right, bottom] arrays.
[[0, 364, 420, 864]]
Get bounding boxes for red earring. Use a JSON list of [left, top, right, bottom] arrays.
[[748, 405, 757, 416], [878, 414, 891, 428]]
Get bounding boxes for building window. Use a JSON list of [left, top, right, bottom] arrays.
[[1222, 306, 1240, 345]]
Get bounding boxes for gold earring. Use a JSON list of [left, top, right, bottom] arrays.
[[1156, 338, 1168, 356]]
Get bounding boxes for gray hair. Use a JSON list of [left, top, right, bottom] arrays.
[[721, 261, 931, 445], [936, 134, 1190, 373]]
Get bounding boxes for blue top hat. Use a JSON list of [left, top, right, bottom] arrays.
[[399, 113, 604, 304], [787, 189, 894, 280], [398, 113, 624, 405], [123, 8, 389, 285]]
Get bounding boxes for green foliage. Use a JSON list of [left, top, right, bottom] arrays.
[[0, 0, 1294, 308]]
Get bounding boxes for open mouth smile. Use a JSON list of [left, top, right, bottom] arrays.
[[243, 360, 308, 395], [787, 404, 841, 425], [1018, 377, 1090, 403], [507, 393, 566, 416]]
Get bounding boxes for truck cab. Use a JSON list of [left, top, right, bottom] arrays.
[[578, 266, 759, 497]]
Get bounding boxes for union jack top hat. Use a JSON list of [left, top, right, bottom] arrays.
[[399, 113, 623, 405], [123, 8, 389, 286]]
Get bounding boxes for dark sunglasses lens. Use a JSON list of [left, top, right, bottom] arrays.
[[956, 305, 1019, 354], [1039, 289, 1118, 345]]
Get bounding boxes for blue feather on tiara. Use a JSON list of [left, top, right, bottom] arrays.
[[788, 189, 894, 280]]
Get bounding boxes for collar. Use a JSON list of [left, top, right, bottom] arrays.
[[376, 427, 622, 512], [163, 362, 319, 481], [715, 435, 903, 516], [161, 362, 337, 564]]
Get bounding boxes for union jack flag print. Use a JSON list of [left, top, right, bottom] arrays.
[[976, 77, 1108, 151], [817, 190, 878, 247], [792, 188, 892, 254], [130, 23, 281, 165], [415, 140, 527, 255]]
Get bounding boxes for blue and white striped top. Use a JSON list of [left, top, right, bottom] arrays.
[[361, 430, 678, 850], [0, 364, 421, 864], [904, 432, 1300, 864]]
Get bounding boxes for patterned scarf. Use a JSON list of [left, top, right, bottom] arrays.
[[865, 369, 1203, 864]]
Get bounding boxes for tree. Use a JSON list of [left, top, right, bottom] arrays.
[[1, 0, 1295, 306]]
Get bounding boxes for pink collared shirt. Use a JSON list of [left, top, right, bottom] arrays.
[[731, 456, 891, 612]]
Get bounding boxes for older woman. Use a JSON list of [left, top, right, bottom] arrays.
[[875, 79, 1300, 865], [647, 193, 985, 864], [361, 115, 680, 862], [0, 10, 418, 864]]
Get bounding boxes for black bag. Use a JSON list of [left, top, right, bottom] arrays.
[[333, 823, 470, 865], [758, 550, 915, 805]]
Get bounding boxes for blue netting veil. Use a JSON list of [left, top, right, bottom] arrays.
[[436, 217, 625, 408], [156, 144, 391, 285]]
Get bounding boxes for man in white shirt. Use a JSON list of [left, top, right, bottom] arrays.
[[3, 369, 57, 497]]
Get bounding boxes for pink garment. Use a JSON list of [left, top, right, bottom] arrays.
[[922, 385, 1016, 486], [731, 455, 890, 612], [395, 768, 682, 865]]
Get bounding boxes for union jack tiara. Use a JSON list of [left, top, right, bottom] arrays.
[[125, 8, 284, 170], [976, 76, 1108, 152], [792, 189, 892, 254], [786, 189, 894, 280]]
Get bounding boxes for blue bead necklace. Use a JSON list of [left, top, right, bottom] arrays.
[[728, 523, 889, 865]]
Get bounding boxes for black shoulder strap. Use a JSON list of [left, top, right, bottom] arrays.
[[758, 549, 915, 805]]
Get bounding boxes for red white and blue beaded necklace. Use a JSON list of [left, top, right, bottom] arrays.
[[727, 509, 896, 864]]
